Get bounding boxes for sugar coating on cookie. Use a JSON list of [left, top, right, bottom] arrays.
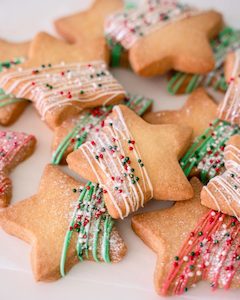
[[0, 130, 36, 207], [161, 211, 240, 294], [0, 165, 126, 281]]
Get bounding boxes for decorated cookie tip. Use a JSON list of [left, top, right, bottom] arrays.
[[0, 130, 36, 207], [167, 27, 240, 94], [105, 0, 199, 50], [51, 94, 153, 165], [161, 210, 240, 295]]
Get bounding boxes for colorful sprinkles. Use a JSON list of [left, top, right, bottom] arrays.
[[180, 119, 240, 183], [60, 182, 114, 276], [52, 94, 153, 164], [161, 210, 240, 295]]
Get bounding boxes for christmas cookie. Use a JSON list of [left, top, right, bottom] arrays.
[[105, 0, 223, 76], [52, 94, 153, 164], [201, 135, 240, 220], [132, 177, 240, 296], [67, 105, 193, 219], [218, 48, 240, 125], [167, 27, 240, 94], [144, 88, 217, 139], [0, 32, 125, 129], [0, 165, 127, 281], [0, 39, 30, 125], [0, 130, 36, 207], [55, 0, 123, 63]]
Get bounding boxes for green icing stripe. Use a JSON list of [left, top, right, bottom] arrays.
[[60, 182, 114, 277], [0, 97, 25, 108], [111, 43, 124, 67], [51, 94, 153, 165], [167, 27, 240, 94], [180, 119, 240, 183]]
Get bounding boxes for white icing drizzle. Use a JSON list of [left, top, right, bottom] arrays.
[[204, 166, 240, 221], [224, 144, 240, 168], [105, 0, 201, 49], [218, 49, 240, 123], [79, 106, 153, 219], [0, 61, 125, 120]]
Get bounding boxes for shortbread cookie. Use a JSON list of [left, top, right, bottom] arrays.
[[180, 119, 240, 183], [218, 48, 240, 125], [201, 135, 240, 220], [67, 105, 193, 219], [167, 27, 240, 94], [0, 130, 36, 207], [105, 0, 223, 76], [55, 0, 123, 51], [52, 94, 153, 164], [132, 177, 240, 296], [0, 32, 125, 129], [0, 165, 127, 281], [144, 88, 217, 138], [0, 39, 30, 125]]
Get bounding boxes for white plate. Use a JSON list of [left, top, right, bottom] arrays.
[[0, 1, 239, 300]]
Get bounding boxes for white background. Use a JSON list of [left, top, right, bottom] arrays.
[[0, 1, 239, 300]]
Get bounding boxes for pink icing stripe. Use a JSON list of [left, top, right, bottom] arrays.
[[161, 210, 240, 296]]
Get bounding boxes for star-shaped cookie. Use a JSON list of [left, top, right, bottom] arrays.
[[67, 104, 194, 219], [0, 39, 30, 125], [51, 94, 153, 164], [0, 32, 126, 129], [105, 1, 223, 76], [55, 0, 123, 44], [0, 164, 127, 281], [201, 135, 240, 220], [144, 88, 217, 139], [0, 130, 36, 207], [132, 177, 240, 296], [218, 48, 240, 125], [167, 26, 240, 95]]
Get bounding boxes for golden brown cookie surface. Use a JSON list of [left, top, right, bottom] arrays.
[[0, 165, 127, 281], [144, 88, 217, 139]]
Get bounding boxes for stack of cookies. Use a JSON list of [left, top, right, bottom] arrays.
[[0, 0, 239, 297]]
